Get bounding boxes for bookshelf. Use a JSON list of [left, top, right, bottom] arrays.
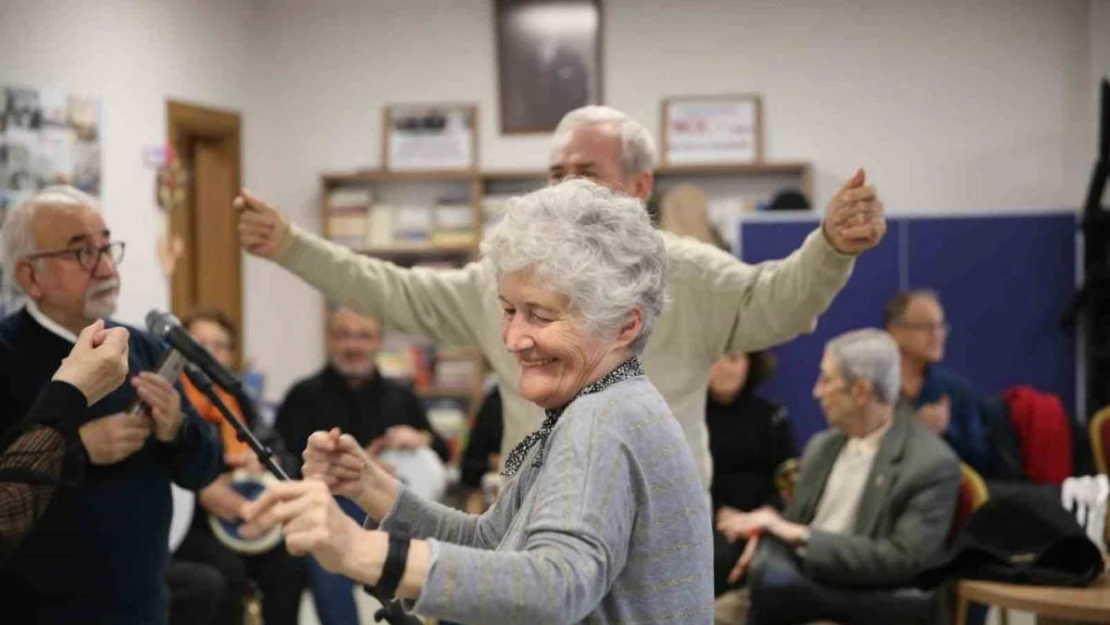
[[321, 171, 484, 468], [319, 160, 812, 466]]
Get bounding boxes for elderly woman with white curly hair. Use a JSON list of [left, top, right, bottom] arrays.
[[239, 178, 715, 624]]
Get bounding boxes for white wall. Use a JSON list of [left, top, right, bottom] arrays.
[[1092, 0, 1110, 121], [0, 0, 1098, 402], [241, 0, 1099, 401], [0, 0, 253, 327]]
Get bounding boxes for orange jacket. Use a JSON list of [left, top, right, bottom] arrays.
[[180, 374, 252, 464]]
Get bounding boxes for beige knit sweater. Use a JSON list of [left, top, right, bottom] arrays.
[[273, 224, 854, 487]]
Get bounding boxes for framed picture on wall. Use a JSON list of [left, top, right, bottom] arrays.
[[494, 0, 603, 134], [661, 94, 763, 166], [382, 103, 478, 172]]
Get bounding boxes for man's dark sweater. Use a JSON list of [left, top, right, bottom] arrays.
[[275, 365, 449, 477], [0, 308, 223, 624]]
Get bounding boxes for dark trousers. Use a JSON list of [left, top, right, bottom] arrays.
[[174, 514, 306, 625], [306, 496, 364, 625], [746, 536, 942, 625], [166, 559, 224, 625]]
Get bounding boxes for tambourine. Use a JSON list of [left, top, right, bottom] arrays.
[[169, 484, 195, 553], [377, 447, 447, 502], [209, 469, 283, 554]]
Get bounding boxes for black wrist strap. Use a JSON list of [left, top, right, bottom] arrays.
[[373, 533, 410, 600]]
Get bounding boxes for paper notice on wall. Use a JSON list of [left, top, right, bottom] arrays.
[[386, 106, 474, 171], [665, 100, 759, 165]]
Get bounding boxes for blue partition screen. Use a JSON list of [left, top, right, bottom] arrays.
[[738, 213, 1077, 450], [904, 215, 1076, 416]]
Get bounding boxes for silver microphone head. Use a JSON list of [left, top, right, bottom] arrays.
[[145, 309, 181, 338]]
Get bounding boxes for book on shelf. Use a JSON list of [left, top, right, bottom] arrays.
[[431, 200, 476, 247], [393, 204, 433, 244], [377, 335, 479, 393], [359, 194, 478, 251], [326, 205, 368, 248], [325, 187, 373, 247], [327, 187, 373, 209], [366, 204, 395, 248], [483, 193, 514, 230], [434, 359, 478, 391]]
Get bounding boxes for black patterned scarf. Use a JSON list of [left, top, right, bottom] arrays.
[[501, 356, 644, 477]]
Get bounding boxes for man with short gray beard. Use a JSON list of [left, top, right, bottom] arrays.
[[0, 185, 222, 624]]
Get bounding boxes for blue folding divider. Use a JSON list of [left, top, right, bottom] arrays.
[[904, 214, 1077, 415], [736, 212, 1077, 450]]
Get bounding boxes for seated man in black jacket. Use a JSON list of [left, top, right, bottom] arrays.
[[275, 306, 449, 625], [0, 185, 223, 624]]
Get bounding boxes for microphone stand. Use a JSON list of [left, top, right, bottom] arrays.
[[182, 363, 288, 481], [181, 363, 420, 625]]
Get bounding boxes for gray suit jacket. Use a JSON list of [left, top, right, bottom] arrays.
[[785, 409, 961, 588]]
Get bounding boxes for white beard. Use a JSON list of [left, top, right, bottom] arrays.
[[83, 278, 119, 320]]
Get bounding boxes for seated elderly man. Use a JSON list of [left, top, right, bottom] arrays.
[[716, 328, 960, 625], [275, 306, 450, 625], [884, 289, 991, 474], [239, 179, 716, 624], [0, 185, 222, 623]]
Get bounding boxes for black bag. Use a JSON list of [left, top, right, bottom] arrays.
[[917, 488, 1104, 589]]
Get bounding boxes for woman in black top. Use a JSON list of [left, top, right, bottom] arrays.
[[706, 350, 794, 596], [0, 320, 130, 563]]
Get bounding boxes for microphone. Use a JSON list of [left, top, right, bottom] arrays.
[[145, 310, 242, 395], [129, 347, 188, 416]]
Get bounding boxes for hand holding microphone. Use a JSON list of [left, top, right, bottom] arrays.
[[131, 372, 184, 442]]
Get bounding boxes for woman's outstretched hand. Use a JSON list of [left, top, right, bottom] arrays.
[[302, 427, 399, 518]]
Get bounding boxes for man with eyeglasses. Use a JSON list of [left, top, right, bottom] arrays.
[[0, 185, 223, 624], [883, 289, 990, 473]]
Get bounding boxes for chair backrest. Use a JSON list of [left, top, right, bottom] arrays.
[[774, 457, 800, 507], [1001, 385, 1074, 483], [1088, 405, 1110, 475], [947, 462, 989, 545]]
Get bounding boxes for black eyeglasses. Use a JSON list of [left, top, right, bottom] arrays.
[[25, 241, 126, 270]]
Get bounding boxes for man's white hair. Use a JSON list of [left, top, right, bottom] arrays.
[[481, 177, 668, 355], [551, 105, 658, 177], [825, 328, 902, 405], [1, 185, 100, 291]]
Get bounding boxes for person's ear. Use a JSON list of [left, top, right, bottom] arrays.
[[629, 171, 654, 202], [615, 307, 644, 349], [851, 378, 874, 405], [15, 259, 43, 298]]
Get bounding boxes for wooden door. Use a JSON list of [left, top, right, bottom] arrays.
[[166, 101, 242, 364]]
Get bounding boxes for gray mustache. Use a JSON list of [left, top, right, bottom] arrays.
[[89, 278, 119, 295]]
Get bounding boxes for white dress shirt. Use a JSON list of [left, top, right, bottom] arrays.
[[810, 419, 893, 534], [26, 300, 78, 343]]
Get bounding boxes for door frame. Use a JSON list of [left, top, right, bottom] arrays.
[[165, 100, 243, 355]]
